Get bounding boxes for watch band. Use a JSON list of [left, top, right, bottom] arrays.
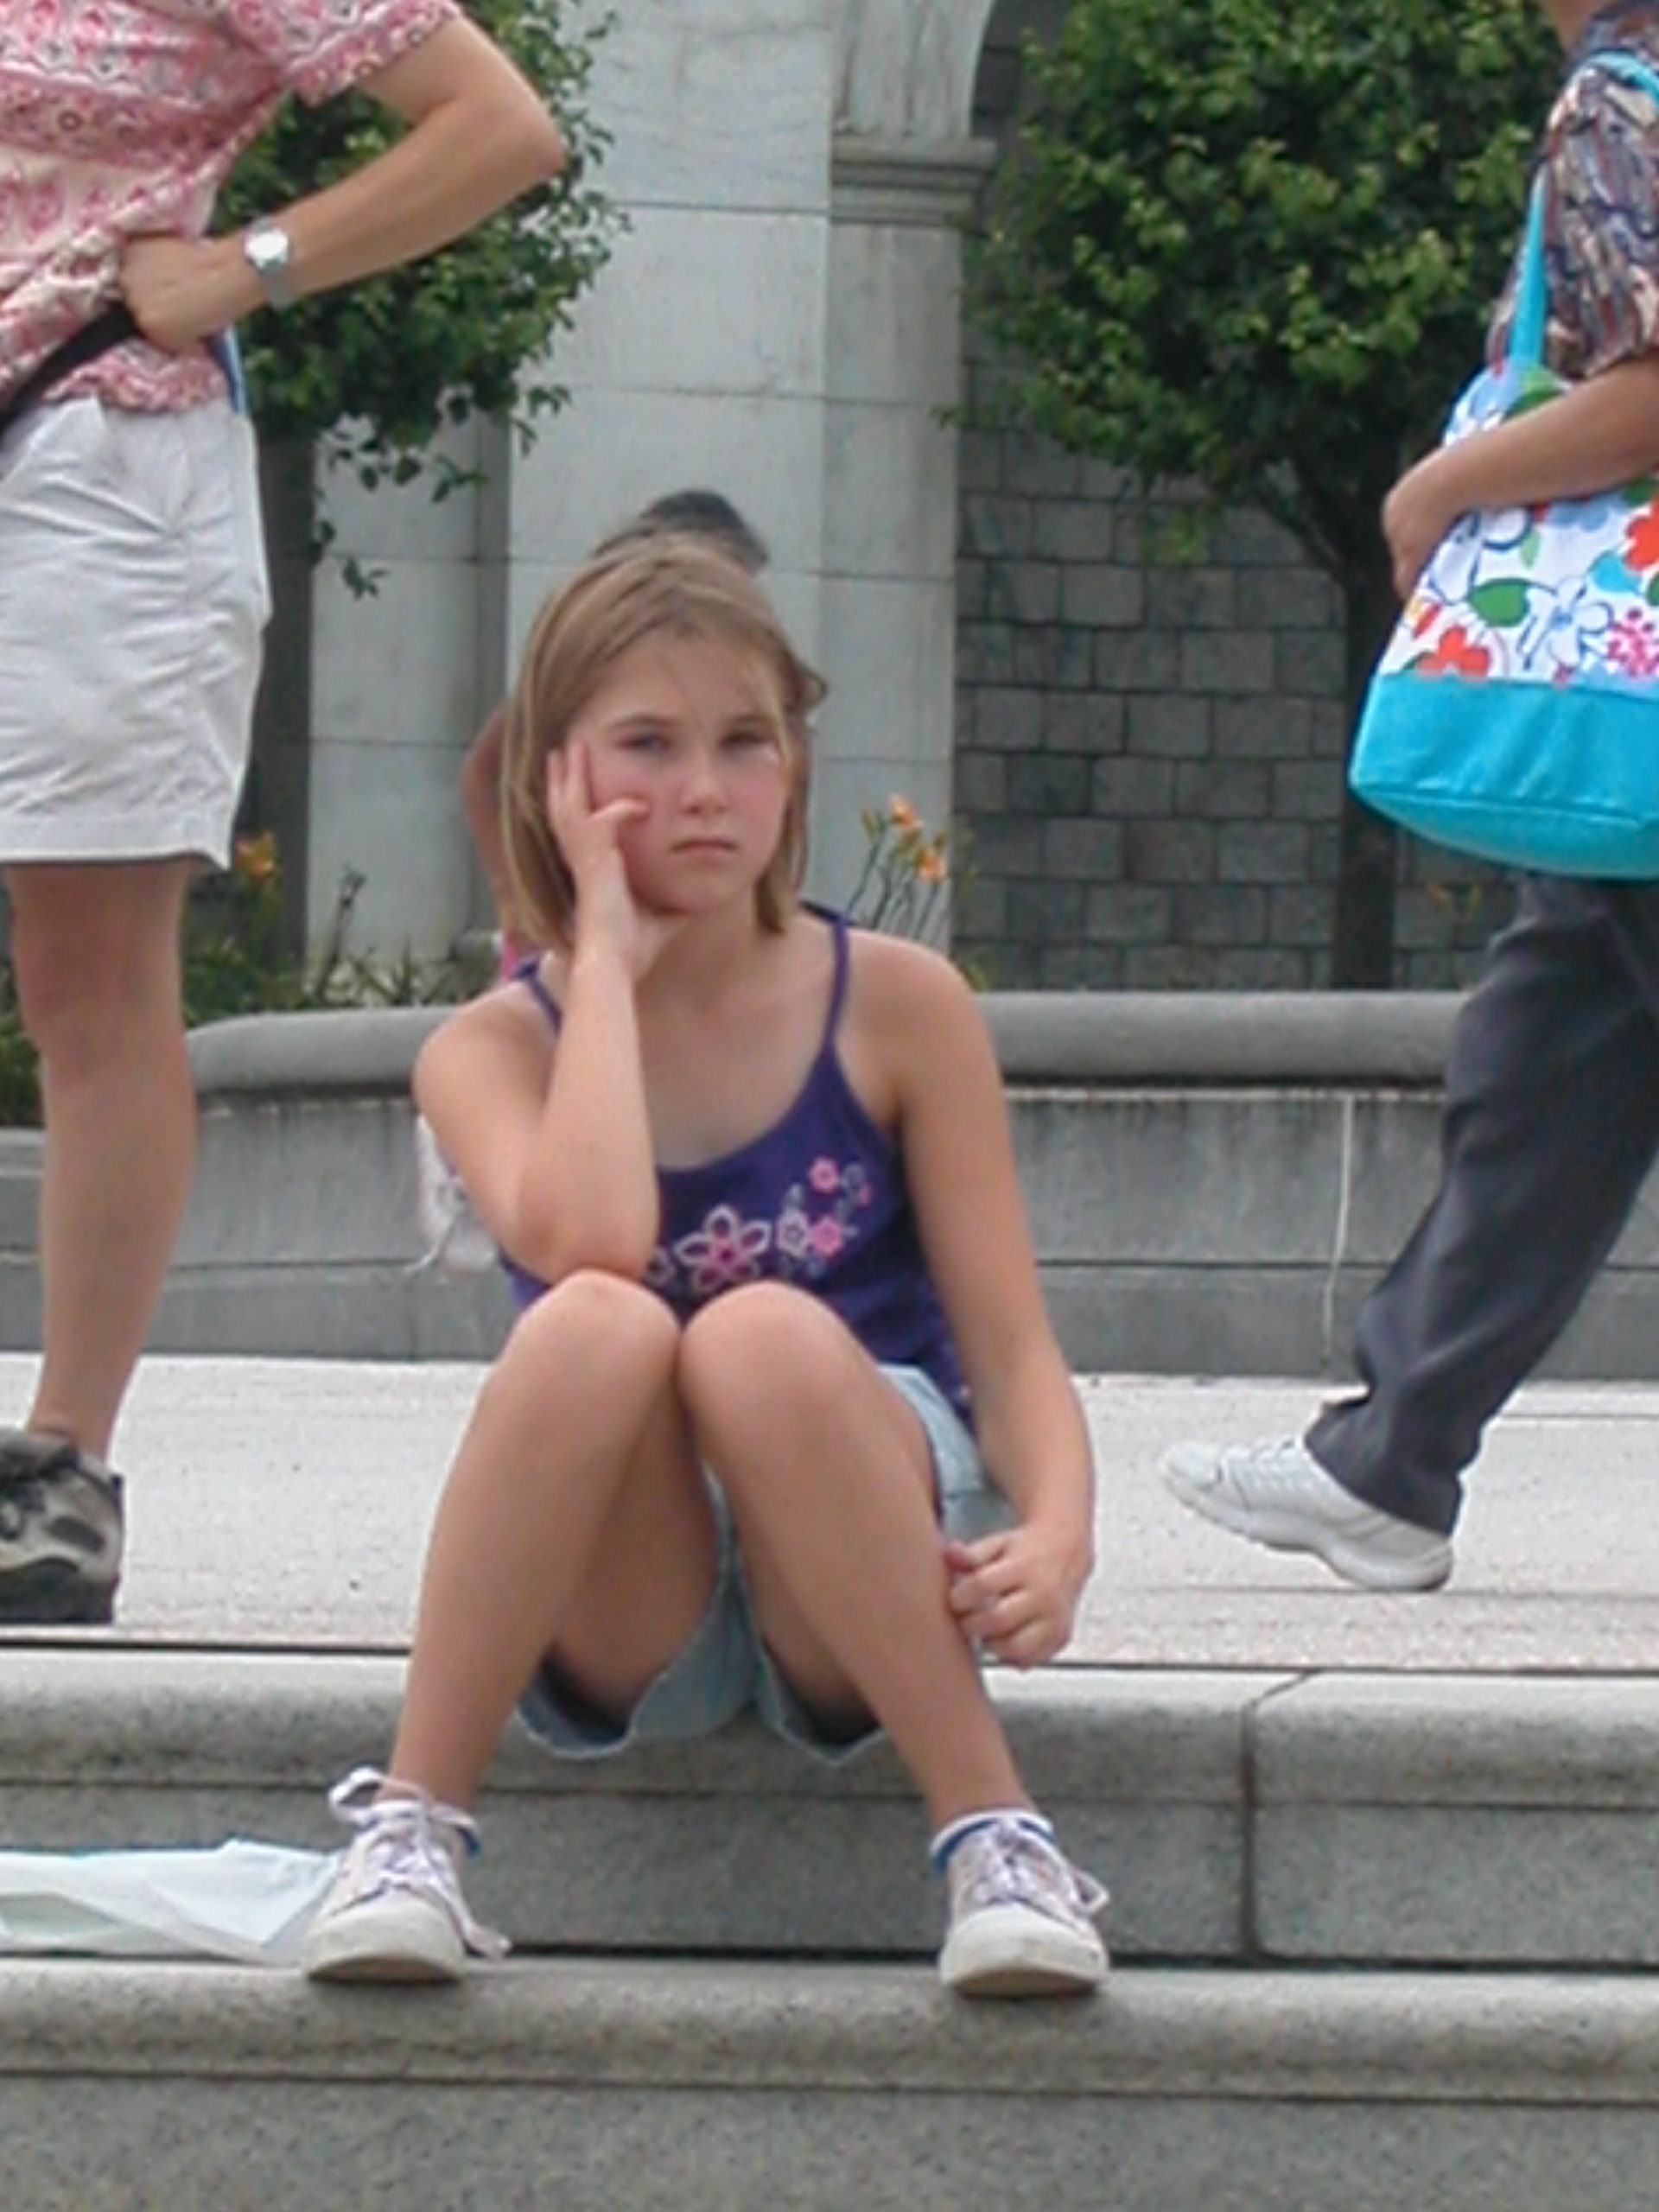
[[244, 224, 296, 312]]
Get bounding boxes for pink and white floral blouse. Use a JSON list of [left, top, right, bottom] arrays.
[[0, 0, 457, 413]]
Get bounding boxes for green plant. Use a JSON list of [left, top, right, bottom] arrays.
[[970, 0, 1557, 984], [846, 797, 961, 950], [219, 0, 620, 498]]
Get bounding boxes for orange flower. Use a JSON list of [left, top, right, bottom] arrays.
[[233, 830, 279, 887], [887, 795, 919, 830], [916, 849, 947, 885]]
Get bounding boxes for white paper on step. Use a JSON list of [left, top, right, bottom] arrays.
[[0, 1840, 339, 1965]]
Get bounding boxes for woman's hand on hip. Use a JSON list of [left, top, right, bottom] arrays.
[[120, 235, 251, 353]]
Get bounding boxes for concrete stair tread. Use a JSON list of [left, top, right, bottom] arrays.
[[4, 1958, 1659, 2101], [4, 1646, 1659, 1972]]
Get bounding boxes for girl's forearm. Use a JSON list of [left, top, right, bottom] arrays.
[[516, 946, 659, 1280], [976, 1353, 1095, 1548]]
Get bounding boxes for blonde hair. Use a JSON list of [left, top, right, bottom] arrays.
[[501, 535, 824, 948]]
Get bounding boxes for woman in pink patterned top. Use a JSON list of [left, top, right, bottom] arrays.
[[0, 3, 564, 1624]]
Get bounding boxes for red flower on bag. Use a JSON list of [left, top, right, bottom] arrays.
[[1624, 499, 1659, 575], [1419, 624, 1492, 677]]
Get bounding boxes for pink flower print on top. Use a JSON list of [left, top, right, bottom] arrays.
[[807, 1216, 845, 1263], [1607, 609, 1659, 679], [808, 1156, 842, 1195], [671, 1205, 773, 1297]]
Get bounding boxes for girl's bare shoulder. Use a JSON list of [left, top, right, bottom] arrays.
[[842, 922, 976, 1029], [837, 925, 988, 1116], [416, 968, 558, 1090]]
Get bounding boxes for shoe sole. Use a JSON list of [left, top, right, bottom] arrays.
[[0, 1562, 117, 1625], [939, 1910, 1108, 1999], [1161, 1457, 1453, 1593], [304, 1948, 464, 1986], [302, 1898, 468, 1986]]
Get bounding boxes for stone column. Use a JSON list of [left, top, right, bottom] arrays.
[[810, 135, 990, 909], [502, 1, 836, 704], [302, 424, 494, 959]]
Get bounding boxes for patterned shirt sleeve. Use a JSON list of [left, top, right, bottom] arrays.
[[1546, 63, 1659, 377], [213, 0, 461, 109]]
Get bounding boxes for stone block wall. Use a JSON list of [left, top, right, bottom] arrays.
[[953, 0, 1514, 990]]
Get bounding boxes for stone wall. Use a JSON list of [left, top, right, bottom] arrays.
[[951, 0, 1514, 991]]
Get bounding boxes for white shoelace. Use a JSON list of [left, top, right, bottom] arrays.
[[942, 1816, 1108, 1929], [326, 1766, 509, 1959]]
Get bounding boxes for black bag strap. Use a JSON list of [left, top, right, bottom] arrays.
[[0, 303, 138, 441]]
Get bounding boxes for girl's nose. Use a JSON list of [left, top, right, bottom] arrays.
[[681, 749, 724, 805]]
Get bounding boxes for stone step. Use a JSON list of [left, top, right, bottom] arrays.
[[3, 1648, 1657, 1971], [3, 1956, 1658, 2209]]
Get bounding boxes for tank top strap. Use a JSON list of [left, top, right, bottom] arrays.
[[817, 906, 852, 1052], [513, 955, 563, 1033]]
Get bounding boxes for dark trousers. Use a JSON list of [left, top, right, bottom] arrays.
[[1306, 875, 1659, 1535]]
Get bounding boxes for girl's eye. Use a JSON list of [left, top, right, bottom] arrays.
[[619, 730, 670, 754], [725, 726, 773, 750]]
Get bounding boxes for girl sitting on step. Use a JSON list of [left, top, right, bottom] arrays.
[[302, 534, 1107, 1998]]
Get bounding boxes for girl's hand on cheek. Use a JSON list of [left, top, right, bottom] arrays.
[[548, 748, 675, 981]]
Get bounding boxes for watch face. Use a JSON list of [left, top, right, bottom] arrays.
[[246, 227, 293, 305]]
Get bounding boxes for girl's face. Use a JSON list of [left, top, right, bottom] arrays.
[[563, 629, 793, 916]]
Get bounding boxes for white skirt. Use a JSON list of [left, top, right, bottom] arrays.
[[0, 397, 270, 868]]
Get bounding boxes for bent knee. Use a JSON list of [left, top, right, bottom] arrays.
[[679, 1282, 850, 1410], [506, 1268, 680, 1374]]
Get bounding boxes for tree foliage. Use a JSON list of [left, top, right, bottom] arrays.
[[975, 0, 1554, 579], [971, 0, 1560, 981], [220, 0, 620, 492]]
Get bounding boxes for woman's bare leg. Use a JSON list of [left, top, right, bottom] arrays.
[[7, 859, 195, 1459]]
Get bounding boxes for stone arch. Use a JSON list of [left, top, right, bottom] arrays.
[[835, 0, 1001, 143]]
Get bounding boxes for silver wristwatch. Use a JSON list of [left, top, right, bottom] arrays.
[[243, 223, 296, 311]]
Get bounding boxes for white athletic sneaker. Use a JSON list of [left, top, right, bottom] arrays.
[[936, 1815, 1108, 1998], [1160, 1435, 1453, 1592], [302, 1769, 509, 1984]]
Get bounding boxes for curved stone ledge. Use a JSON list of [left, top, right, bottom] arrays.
[[981, 991, 1459, 1088], [187, 991, 1462, 1100], [187, 1006, 447, 1099], [1, 993, 1628, 1376]]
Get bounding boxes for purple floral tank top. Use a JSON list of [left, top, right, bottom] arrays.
[[504, 911, 970, 1421]]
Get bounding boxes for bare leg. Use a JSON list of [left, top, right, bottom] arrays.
[[678, 1283, 1030, 1829], [390, 1271, 717, 1807], [7, 859, 195, 1459]]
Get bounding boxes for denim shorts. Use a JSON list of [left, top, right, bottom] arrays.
[[516, 1363, 1014, 1766]]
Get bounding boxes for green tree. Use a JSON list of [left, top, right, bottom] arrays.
[[971, 0, 1557, 985], [220, 0, 619, 490]]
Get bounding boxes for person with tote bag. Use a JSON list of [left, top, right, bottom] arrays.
[[1161, 0, 1659, 1588], [0, 3, 565, 1624]]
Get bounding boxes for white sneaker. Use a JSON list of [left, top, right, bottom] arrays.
[[936, 1815, 1108, 1998], [1160, 1436, 1453, 1592], [302, 1769, 509, 1984]]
